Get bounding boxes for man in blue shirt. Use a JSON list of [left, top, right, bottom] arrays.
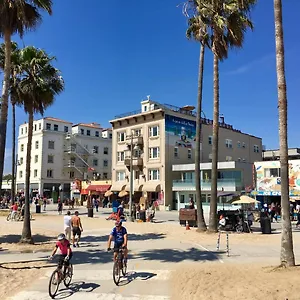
[[107, 221, 128, 262]]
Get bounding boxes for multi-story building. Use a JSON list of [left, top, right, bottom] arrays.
[[110, 97, 262, 209], [262, 148, 300, 161], [16, 117, 112, 199]]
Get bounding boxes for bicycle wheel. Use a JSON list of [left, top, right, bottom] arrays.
[[16, 213, 21, 221], [63, 263, 73, 287], [49, 270, 60, 299], [6, 214, 11, 221], [121, 258, 127, 276], [113, 260, 121, 285]]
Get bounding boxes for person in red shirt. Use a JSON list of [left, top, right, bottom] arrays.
[[10, 203, 18, 220], [50, 233, 72, 273]]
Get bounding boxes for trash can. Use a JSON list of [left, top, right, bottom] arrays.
[[260, 214, 271, 234], [36, 205, 41, 214], [88, 208, 94, 218], [139, 210, 146, 222]]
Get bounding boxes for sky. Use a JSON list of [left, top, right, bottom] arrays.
[[1, 0, 300, 173]]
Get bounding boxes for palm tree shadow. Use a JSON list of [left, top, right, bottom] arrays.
[[54, 281, 100, 299], [118, 271, 157, 286]]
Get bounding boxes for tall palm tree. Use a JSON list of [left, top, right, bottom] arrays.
[[186, 13, 210, 231], [0, 42, 20, 203], [273, 0, 295, 267], [16, 46, 64, 243], [207, 0, 256, 232], [0, 0, 52, 193]]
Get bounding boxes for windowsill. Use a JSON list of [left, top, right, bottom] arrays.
[[118, 141, 126, 144], [149, 136, 159, 140], [149, 157, 160, 160]]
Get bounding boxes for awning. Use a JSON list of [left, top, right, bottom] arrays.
[[142, 183, 161, 192], [81, 189, 89, 195], [111, 184, 126, 192], [86, 184, 111, 192]]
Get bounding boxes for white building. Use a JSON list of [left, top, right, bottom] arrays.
[[16, 117, 112, 199]]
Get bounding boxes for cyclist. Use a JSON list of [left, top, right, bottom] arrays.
[[49, 233, 73, 274], [107, 221, 128, 263]]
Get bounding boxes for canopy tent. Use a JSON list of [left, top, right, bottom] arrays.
[[231, 195, 259, 205]]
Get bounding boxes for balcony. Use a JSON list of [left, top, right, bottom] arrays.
[[126, 136, 143, 146], [124, 157, 143, 170], [172, 178, 243, 192], [64, 161, 86, 169]]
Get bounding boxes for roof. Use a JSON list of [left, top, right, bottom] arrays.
[[72, 123, 101, 129], [44, 117, 72, 124]]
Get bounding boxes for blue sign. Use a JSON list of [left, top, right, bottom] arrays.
[[252, 190, 300, 196]]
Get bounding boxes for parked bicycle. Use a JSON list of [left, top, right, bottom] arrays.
[[111, 247, 127, 285], [48, 256, 73, 299]]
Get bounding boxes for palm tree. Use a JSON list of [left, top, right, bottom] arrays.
[[186, 13, 210, 231], [0, 42, 20, 203], [16, 46, 64, 243], [207, 0, 256, 232], [0, 0, 52, 193], [273, 0, 295, 267]]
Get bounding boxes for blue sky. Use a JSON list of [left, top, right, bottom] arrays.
[[1, 0, 300, 173]]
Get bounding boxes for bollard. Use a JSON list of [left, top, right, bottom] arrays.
[[216, 231, 221, 251], [226, 232, 229, 257]]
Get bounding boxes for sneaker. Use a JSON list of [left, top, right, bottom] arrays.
[[73, 244, 76, 247], [76, 243, 79, 247]]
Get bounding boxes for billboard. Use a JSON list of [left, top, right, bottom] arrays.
[[165, 114, 196, 148]]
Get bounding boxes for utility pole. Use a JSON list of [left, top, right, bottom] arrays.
[[129, 132, 134, 221]]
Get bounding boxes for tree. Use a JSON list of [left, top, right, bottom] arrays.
[[0, 0, 52, 193], [16, 46, 64, 243], [273, 0, 295, 267], [207, 0, 256, 232], [185, 5, 210, 230], [0, 42, 20, 203]]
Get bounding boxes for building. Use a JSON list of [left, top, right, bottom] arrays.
[[16, 117, 112, 200], [172, 161, 254, 212], [262, 148, 300, 161], [110, 97, 262, 209]]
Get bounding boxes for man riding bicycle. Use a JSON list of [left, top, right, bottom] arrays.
[[49, 233, 73, 273], [107, 221, 128, 262]]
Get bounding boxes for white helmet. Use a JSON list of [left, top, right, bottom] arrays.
[[57, 233, 66, 241]]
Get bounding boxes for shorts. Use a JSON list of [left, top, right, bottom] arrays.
[[57, 253, 73, 268], [72, 227, 81, 237], [113, 242, 126, 253]]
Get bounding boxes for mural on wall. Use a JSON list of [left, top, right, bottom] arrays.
[[165, 114, 196, 148], [254, 160, 300, 196]]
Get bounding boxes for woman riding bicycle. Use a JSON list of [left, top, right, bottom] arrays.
[[49, 233, 73, 272]]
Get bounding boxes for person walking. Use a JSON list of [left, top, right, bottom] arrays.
[[296, 203, 300, 228], [58, 198, 63, 215], [43, 198, 47, 211], [64, 211, 72, 241], [71, 211, 83, 247], [94, 198, 99, 212]]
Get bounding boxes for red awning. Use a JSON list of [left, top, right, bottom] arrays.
[[81, 189, 89, 195], [86, 185, 111, 192]]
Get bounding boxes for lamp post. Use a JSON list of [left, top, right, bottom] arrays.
[[129, 133, 134, 222]]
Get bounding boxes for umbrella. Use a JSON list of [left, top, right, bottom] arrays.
[[118, 190, 128, 198], [104, 190, 113, 197], [231, 195, 259, 205]]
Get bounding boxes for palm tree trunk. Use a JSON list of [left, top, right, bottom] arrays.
[[274, 0, 295, 267], [195, 45, 207, 231], [209, 54, 219, 232], [0, 30, 12, 191], [21, 109, 33, 244], [11, 102, 16, 203]]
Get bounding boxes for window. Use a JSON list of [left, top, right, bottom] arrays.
[[47, 169, 53, 178], [35, 141, 39, 149], [20, 157, 23, 164], [69, 171, 75, 179], [237, 141, 241, 148], [46, 123, 51, 130], [87, 130, 91, 136], [104, 147, 109, 155], [109, 133, 112, 139], [174, 147, 179, 158], [34, 155, 38, 163], [226, 156, 232, 161], [118, 132, 126, 142], [93, 146, 99, 154], [149, 126, 159, 137], [103, 173, 108, 179], [103, 160, 108, 167], [64, 126, 69, 133], [25, 127, 27, 134], [225, 139, 233, 148], [21, 144, 24, 152], [149, 147, 160, 159], [134, 128, 142, 136], [54, 124, 58, 131], [265, 168, 280, 177], [48, 155, 54, 163], [117, 151, 125, 162], [242, 158, 246, 162], [81, 129, 84, 135], [39, 123, 41, 130], [238, 158, 241, 162], [254, 145, 260, 153], [95, 131, 99, 137], [93, 159, 98, 166], [135, 170, 140, 180], [188, 149, 192, 159], [48, 141, 55, 149], [208, 136, 213, 145], [34, 124, 37, 131], [149, 169, 160, 180], [19, 171, 23, 178], [21, 128, 23, 135], [34, 170, 38, 177], [117, 171, 126, 181], [242, 142, 246, 148]]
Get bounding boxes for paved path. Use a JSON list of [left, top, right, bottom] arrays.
[[5, 228, 220, 300]]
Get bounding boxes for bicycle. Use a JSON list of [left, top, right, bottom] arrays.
[[112, 247, 127, 285], [6, 210, 32, 221], [48, 256, 73, 299]]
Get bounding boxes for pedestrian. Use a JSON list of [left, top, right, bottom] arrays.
[[43, 198, 47, 211], [296, 203, 300, 228], [64, 211, 72, 241], [58, 198, 63, 215], [94, 198, 99, 212], [10, 202, 18, 220], [71, 197, 75, 209], [71, 211, 83, 247]]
